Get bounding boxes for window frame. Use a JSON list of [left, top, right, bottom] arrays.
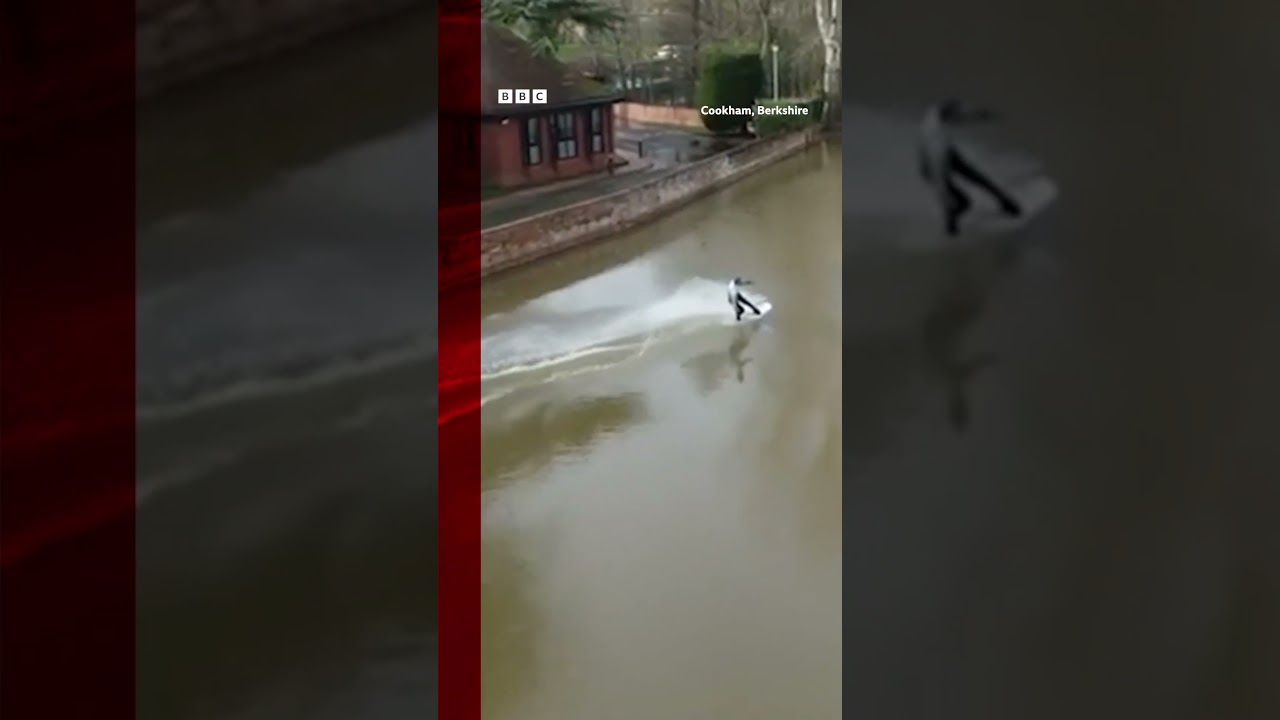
[[588, 106, 606, 154], [522, 115, 543, 166], [554, 111, 578, 159]]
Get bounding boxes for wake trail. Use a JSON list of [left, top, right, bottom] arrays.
[[478, 276, 765, 393]]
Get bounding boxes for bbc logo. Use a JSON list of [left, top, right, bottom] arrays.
[[497, 89, 548, 105]]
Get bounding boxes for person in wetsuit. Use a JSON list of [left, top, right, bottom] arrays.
[[727, 277, 762, 322], [918, 99, 1024, 236]]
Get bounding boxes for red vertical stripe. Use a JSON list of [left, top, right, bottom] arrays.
[[438, 4, 482, 719], [0, 1, 137, 717]]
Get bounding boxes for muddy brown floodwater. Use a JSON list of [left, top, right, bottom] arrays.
[[480, 143, 843, 720]]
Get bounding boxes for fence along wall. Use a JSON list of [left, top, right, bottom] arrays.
[[613, 102, 705, 129], [439, 127, 820, 286]]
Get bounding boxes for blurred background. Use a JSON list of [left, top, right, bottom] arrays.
[[0, 2, 441, 718], [842, 2, 1280, 718], [132, 6, 439, 719], [6, 3, 441, 718]]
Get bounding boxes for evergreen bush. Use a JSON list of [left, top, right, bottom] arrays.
[[696, 48, 765, 134]]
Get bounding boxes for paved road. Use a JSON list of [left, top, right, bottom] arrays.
[[481, 123, 730, 229], [481, 163, 665, 228]]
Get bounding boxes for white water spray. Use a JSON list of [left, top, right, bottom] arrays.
[[481, 277, 765, 382]]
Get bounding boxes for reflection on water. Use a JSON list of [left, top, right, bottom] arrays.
[[681, 324, 763, 393], [480, 143, 842, 719], [923, 260, 999, 432], [728, 327, 756, 383]]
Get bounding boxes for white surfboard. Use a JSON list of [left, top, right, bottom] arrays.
[[891, 174, 1058, 252], [966, 175, 1058, 235], [730, 299, 772, 324]]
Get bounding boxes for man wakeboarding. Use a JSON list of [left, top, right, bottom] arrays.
[[728, 277, 762, 322], [918, 99, 1023, 236]]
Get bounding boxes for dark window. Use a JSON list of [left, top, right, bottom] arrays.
[[554, 111, 577, 159], [588, 106, 606, 154], [522, 116, 542, 165]]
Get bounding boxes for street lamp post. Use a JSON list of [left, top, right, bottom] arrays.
[[770, 43, 780, 100]]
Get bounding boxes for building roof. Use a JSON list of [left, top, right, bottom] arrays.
[[440, 17, 623, 115]]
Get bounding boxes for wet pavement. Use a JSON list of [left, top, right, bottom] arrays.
[[480, 121, 734, 229], [614, 122, 731, 164], [481, 159, 663, 228]]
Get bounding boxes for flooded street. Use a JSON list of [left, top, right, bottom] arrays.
[[480, 144, 842, 719]]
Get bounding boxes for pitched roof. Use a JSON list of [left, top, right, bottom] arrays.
[[440, 17, 623, 115]]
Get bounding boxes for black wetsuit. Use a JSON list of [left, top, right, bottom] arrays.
[[919, 102, 1023, 236], [728, 278, 761, 321]]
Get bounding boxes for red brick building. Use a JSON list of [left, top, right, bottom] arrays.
[[476, 22, 623, 188]]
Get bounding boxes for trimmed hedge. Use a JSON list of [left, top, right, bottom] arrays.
[[696, 48, 765, 134], [754, 96, 825, 137]]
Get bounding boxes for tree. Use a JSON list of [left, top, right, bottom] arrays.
[[482, 0, 624, 56], [566, 0, 836, 113], [755, 0, 773, 60], [813, 0, 839, 126], [689, 0, 702, 81]]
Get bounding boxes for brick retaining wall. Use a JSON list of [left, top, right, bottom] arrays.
[[439, 127, 822, 287]]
